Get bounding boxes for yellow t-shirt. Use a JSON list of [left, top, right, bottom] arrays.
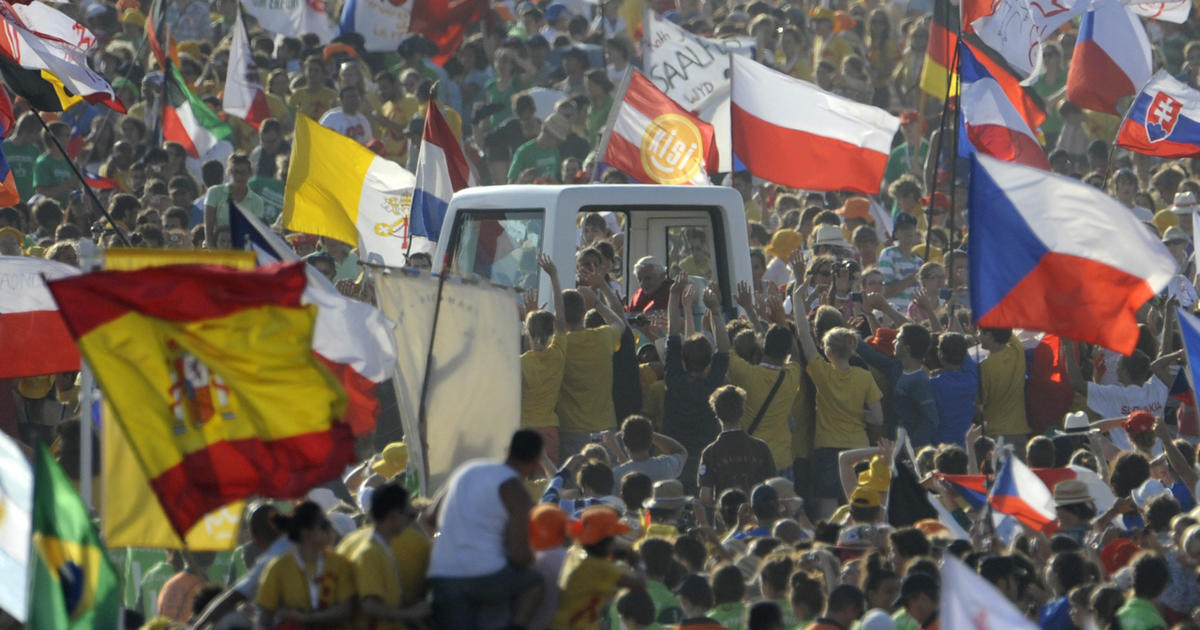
[[419, 101, 463, 140], [744, 198, 763, 223], [639, 364, 664, 430], [255, 549, 355, 615], [557, 325, 623, 433], [910, 243, 944, 263], [814, 34, 854, 68], [266, 93, 292, 124], [678, 255, 713, 279], [551, 551, 624, 630], [806, 358, 882, 449], [979, 336, 1030, 436], [379, 95, 420, 162], [522, 334, 568, 428], [728, 355, 802, 467], [289, 86, 339, 122], [338, 528, 402, 630], [790, 376, 814, 460]]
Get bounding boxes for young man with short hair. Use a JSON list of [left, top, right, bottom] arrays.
[[930, 332, 978, 447], [855, 322, 939, 447], [556, 282, 627, 460], [1115, 552, 1170, 630], [807, 584, 866, 630], [610, 415, 688, 483], [877, 212, 924, 312], [697, 385, 776, 507], [977, 328, 1030, 453]]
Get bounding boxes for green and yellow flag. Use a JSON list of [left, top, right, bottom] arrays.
[[28, 442, 119, 630]]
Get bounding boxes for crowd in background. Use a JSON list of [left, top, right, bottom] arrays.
[[7, 0, 1200, 629]]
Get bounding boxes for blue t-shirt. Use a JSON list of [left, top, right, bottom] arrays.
[[857, 341, 939, 447], [931, 357, 980, 446], [1039, 595, 1079, 630]]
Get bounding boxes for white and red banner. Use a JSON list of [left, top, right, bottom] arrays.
[[1124, 0, 1191, 22], [223, 12, 270, 128], [1066, 0, 1153, 116], [242, 0, 336, 42], [730, 55, 899, 194], [0, 256, 80, 379], [600, 71, 717, 186]]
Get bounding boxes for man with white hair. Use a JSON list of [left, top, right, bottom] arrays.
[[629, 256, 672, 313]]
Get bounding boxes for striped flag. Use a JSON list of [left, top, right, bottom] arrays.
[[222, 12, 270, 129], [164, 61, 233, 159], [919, 0, 958, 99], [988, 451, 1057, 531], [1066, 0, 1153, 116], [46, 262, 353, 536], [0, 256, 80, 379], [598, 70, 718, 186], [409, 100, 473, 242]]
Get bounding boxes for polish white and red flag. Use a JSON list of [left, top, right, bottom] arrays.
[[0, 256, 80, 379], [730, 55, 899, 194], [599, 70, 718, 186], [223, 12, 270, 129]]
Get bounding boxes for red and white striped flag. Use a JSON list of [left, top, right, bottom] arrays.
[[223, 12, 270, 128], [730, 56, 898, 194], [599, 71, 718, 186]]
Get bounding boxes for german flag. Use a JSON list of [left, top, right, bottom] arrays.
[[47, 261, 353, 536], [29, 442, 120, 630], [919, 0, 959, 100]]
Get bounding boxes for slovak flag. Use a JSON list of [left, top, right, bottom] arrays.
[[409, 100, 473, 243], [1117, 70, 1200, 158], [730, 55, 899, 194], [1066, 0, 1153, 116], [958, 43, 1049, 170], [969, 154, 1177, 354], [599, 70, 718, 186], [988, 451, 1057, 532]]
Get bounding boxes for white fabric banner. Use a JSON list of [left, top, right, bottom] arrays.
[[643, 10, 752, 172], [944, 556, 1039, 630], [967, 0, 1085, 80], [340, 0, 412, 52], [354, 157, 417, 268], [374, 271, 520, 494], [241, 0, 335, 42], [0, 430, 30, 622], [1124, 0, 1191, 22]]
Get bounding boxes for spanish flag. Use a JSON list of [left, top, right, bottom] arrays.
[[47, 261, 352, 536], [29, 442, 119, 630]]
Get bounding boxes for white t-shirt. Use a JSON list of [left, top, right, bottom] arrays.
[[318, 108, 374, 145], [611, 453, 685, 484], [428, 460, 517, 579], [1086, 376, 1168, 418]]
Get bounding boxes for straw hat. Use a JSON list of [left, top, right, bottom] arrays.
[[642, 479, 690, 510], [810, 224, 852, 250], [1052, 480, 1092, 506]]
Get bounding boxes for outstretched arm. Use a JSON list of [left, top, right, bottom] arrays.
[[703, 283, 730, 353], [579, 286, 627, 333], [1061, 337, 1088, 395], [792, 284, 820, 361], [667, 272, 687, 337], [538, 253, 565, 334], [735, 281, 762, 332]]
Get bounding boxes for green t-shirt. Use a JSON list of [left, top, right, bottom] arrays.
[[33, 152, 74, 203], [709, 602, 746, 630], [6, 141, 42, 202], [1116, 597, 1168, 630], [608, 579, 682, 629], [882, 141, 929, 187], [123, 548, 168, 609], [138, 561, 177, 619], [248, 176, 285, 224], [1034, 71, 1066, 135], [204, 184, 267, 229], [893, 608, 920, 630], [508, 139, 560, 182]]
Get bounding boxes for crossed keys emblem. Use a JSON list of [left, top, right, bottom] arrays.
[[373, 194, 413, 247]]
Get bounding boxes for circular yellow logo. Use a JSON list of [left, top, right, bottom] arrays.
[[639, 114, 705, 185]]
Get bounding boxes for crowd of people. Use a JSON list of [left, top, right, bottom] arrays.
[[7, 0, 1200, 630]]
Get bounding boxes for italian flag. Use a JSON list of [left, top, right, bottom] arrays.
[[164, 62, 232, 158]]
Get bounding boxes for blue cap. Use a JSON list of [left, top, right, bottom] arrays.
[[545, 2, 568, 23]]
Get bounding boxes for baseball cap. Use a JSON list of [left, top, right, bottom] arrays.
[[1122, 410, 1155, 435], [892, 572, 938, 609], [568, 506, 630, 545], [545, 2, 569, 22], [850, 486, 881, 509]]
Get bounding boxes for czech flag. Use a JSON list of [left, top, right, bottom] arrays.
[[1176, 308, 1200, 406], [409, 99, 473, 242], [730, 55, 899, 194], [1117, 70, 1200, 158], [0, 140, 19, 206], [46, 262, 354, 536], [968, 154, 1177, 354], [988, 452, 1057, 532], [81, 167, 121, 191], [958, 43, 1048, 170], [942, 465, 1116, 513], [1066, 0, 1153, 116]]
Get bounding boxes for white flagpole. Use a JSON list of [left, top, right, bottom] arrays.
[[590, 67, 634, 182]]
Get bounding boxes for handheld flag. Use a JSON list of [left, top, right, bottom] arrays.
[[410, 100, 473, 242], [0, 256, 80, 378], [231, 202, 398, 436], [988, 451, 1057, 532], [0, 140, 20, 206], [164, 61, 233, 159], [29, 442, 119, 630], [1067, 0, 1153, 116], [283, 114, 416, 266], [598, 70, 718, 186], [223, 12, 270, 129], [46, 262, 353, 536], [943, 556, 1038, 630], [0, 2, 124, 113], [961, 0, 1085, 81], [242, 0, 336, 44], [958, 43, 1048, 170], [1171, 367, 1194, 405], [80, 168, 121, 191], [1117, 70, 1200, 158], [968, 154, 1176, 354], [0, 430, 30, 622], [919, 0, 959, 99], [1124, 0, 1191, 21], [1177, 308, 1200, 408], [730, 55, 899, 194]]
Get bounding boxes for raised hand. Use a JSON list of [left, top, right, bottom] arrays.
[[788, 248, 806, 280], [702, 283, 721, 311], [537, 252, 557, 276], [681, 281, 697, 310], [735, 281, 755, 311]]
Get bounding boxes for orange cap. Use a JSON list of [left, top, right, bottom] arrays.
[[1100, 538, 1139, 576], [529, 504, 569, 551], [568, 506, 630, 545], [837, 196, 874, 223], [920, 192, 951, 212], [1123, 410, 1155, 435]]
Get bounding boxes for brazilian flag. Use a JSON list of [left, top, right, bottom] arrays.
[[28, 443, 118, 630]]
